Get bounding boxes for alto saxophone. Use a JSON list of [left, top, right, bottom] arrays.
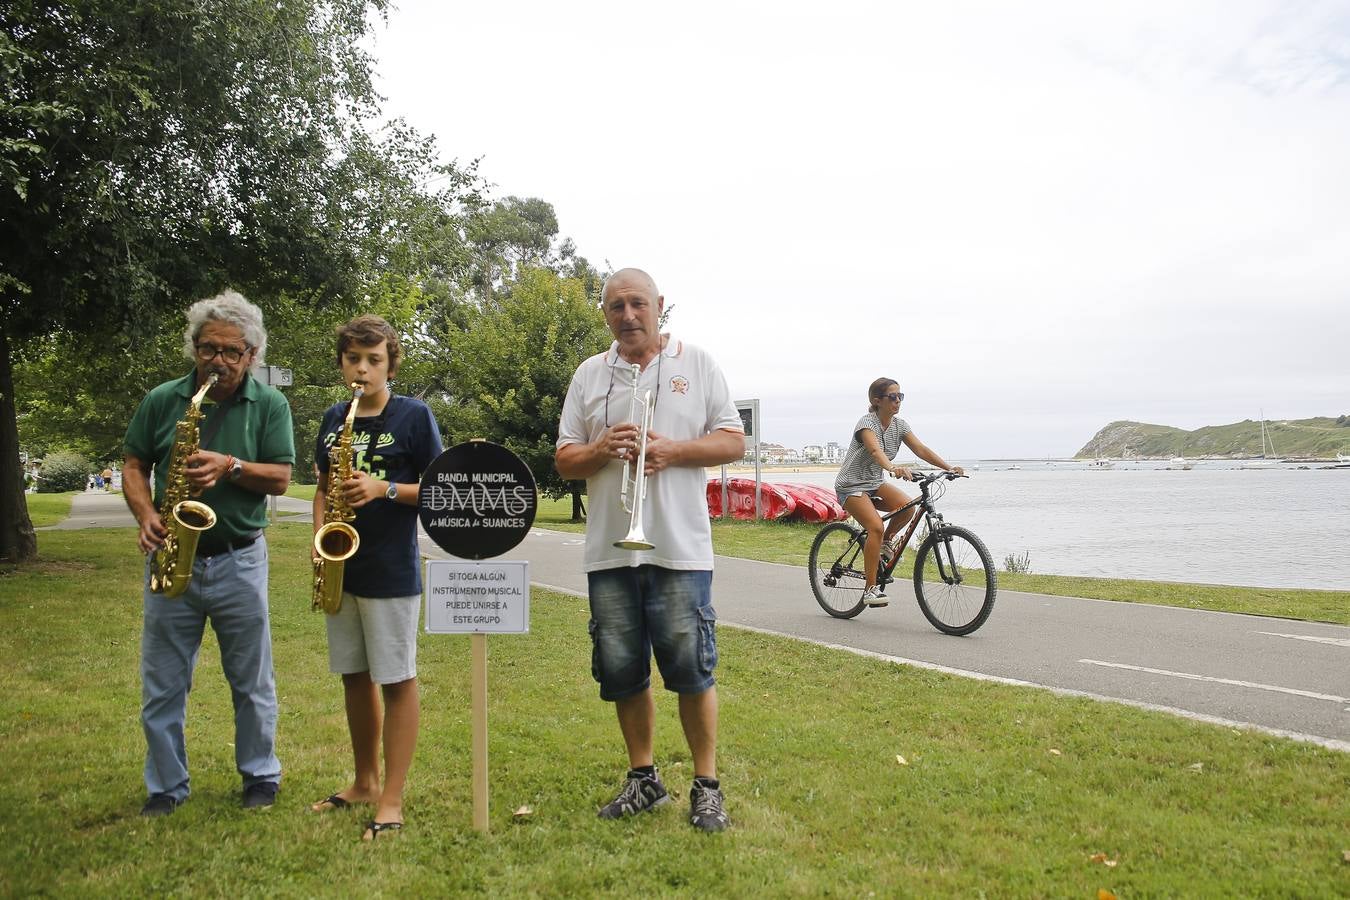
[[149, 373, 220, 597], [312, 383, 364, 614]]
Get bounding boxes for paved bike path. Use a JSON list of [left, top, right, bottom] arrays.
[[53, 493, 1350, 750], [467, 528, 1350, 752]]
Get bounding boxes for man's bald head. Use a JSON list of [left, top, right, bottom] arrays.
[[602, 268, 660, 303], [600, 267, 665, 359]]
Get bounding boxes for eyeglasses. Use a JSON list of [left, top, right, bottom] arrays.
[[884, 392, 905, 402], [195, 343, 250, 364]]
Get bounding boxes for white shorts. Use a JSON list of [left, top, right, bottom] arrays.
[[326, 592, 421, 684]]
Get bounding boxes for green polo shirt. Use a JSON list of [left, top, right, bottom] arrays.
[[124, 370, 295, 542]]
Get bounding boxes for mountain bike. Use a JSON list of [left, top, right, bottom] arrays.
[[808, 471, 997, 634]]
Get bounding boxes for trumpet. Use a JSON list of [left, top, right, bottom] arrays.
[[615, 363, 655, 550]]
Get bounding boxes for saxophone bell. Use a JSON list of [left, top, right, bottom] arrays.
[[311, 522, 360, 614]]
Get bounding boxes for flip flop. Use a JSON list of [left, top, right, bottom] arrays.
[[363, 820, 403, 841], [312, 793, 350, 812]]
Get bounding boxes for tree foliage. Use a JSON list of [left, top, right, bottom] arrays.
[[440, 266, 611, 504], [0, 0, 480, 561], [34, 449, 89, 492]]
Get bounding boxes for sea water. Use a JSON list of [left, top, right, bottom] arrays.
[[742, 461, 1350, 590]]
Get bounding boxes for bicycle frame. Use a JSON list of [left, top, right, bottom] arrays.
[[872, 474, 958, 585]]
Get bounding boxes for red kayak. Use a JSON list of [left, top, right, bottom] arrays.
[[706, 478, 796, 520], [780, 482, 847, 522]]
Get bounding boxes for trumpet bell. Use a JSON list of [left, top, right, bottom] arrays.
[[614, 525, 654, 551]]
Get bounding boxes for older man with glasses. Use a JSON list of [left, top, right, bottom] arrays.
[[122, 289, 294, 817]]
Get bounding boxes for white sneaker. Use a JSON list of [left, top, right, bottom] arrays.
[[862, 587, 889, 607], [880, 539, 901, 567]]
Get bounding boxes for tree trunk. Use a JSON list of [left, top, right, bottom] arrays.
[[0, 321, 38, 563], [570, 486, 585, 523]]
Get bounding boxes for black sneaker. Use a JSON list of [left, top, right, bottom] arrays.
[[597, 769, 670, 819], [689, 777, 730, 832], [140, 793, 180, 817], [241, 782, 278, 809]]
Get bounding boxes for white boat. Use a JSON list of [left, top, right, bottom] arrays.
[[1166, 456, 1194, 470], [1088, 458, 1114, 470], [1240, 412, 1284, 469]]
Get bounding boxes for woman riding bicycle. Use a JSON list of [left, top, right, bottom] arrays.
[[834, 377, 964, 608]]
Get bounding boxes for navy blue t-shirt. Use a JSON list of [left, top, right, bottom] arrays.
[[315, 395, 443, 597]]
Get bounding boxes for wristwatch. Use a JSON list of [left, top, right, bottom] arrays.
[[227, 457, 244, 481], [385, 481, 398, 501]]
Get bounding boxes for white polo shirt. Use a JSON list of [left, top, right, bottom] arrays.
[[557, 335, 743, 573]]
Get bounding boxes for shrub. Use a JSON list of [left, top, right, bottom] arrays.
[[1003, 551, 1032, 574], [37, 450, 91, 493]]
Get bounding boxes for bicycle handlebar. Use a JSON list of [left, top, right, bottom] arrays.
[[913, 470, 967, 486]]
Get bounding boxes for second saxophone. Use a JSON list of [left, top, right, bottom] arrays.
[[312, 383, 364, 613]]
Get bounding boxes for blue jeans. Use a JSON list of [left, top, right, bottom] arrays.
[[140, 538, 280, 801], [586, 566, 717, 701]]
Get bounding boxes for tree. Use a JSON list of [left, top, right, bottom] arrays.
[[465, 196, 566, 300], [441, 267, 611, 518], [1, 0, 478, 561]]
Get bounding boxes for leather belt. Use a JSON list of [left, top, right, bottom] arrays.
[[197, 531, 262, 558]]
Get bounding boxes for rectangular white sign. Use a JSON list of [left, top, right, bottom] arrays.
[[424, 560, 529, 634], [262, 365, 293, 386]]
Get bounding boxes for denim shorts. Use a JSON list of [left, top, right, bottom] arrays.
[[586, 566, 717, 701], [836, 487, 882, 508]]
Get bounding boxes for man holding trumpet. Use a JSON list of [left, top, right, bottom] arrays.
[[556, 268, 744, 832]]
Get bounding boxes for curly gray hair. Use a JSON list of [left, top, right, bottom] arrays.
[[182, 289, 267, 369]]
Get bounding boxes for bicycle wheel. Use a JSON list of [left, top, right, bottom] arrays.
[[912, 525, 997, 635], [808, 522, 867, 619]]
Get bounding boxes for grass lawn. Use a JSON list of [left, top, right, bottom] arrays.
[[285, 483, 318, 502], [1, 525, 1344, 896], [22, 491, 79, 528], [534, 498, 1350, 625]]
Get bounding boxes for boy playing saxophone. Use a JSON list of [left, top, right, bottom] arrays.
[[309, 315, 442, 841]]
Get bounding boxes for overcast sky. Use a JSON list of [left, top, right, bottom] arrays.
[[372, 0, 1349, 458]]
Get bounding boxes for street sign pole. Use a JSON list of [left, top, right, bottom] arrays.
[[260, 366, 292, 523], [735, 400, 761, 519], [471, 633, 489, 831]]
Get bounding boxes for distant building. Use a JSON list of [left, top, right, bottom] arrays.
[[825, 442, 842, 464], [803, 444, 823, 462]]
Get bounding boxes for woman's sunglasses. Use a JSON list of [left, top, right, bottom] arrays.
[[884, 392, 905, 402]]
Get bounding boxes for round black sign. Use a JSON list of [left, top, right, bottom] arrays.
[[418, 441, 537, 559]]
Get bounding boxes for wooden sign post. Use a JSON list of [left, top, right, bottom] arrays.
[[419, 440, 537, 833]]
